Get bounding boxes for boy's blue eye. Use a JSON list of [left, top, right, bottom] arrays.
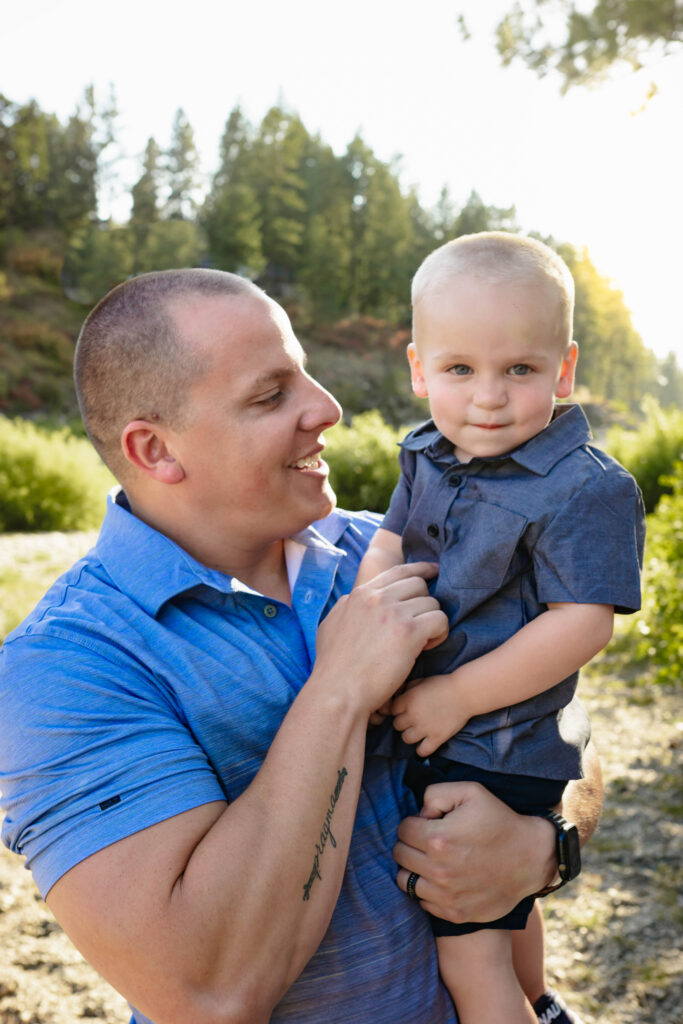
[[509, 364, 532, 376], [449, 365, 472, 376]]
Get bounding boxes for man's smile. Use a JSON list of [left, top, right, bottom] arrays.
[[289, 450, 324, 470]]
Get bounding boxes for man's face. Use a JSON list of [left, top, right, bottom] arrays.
[[409, 275, 577, 463], [167, 292, 342, 547]]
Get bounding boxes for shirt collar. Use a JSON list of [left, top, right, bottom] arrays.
[[401, 404, 592, 476], [95, 489, 349, 617]]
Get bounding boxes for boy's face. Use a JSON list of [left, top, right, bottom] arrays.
[[409, 274, 577, 463]]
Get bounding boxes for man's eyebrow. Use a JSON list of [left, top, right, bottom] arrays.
[[251, 347, 308, 386], [249, 363, 301, 391]]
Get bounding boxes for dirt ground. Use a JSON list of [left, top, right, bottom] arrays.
[[0, 533, 681, 1023]]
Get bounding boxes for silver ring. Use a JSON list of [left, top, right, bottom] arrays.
[[406, 871, 420, 900]]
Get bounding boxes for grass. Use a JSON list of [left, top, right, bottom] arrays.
[[0, 533, 96, 641]]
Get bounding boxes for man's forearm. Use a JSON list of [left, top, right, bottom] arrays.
[[49, 681, 369, 1024]]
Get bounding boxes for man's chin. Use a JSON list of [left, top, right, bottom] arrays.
[[314, 489, 337, 523], [287, 488, 337, 536]]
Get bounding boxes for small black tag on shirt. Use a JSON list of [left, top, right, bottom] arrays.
[[99, 795, 121, 811]]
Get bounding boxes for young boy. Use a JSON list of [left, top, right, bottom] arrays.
[[356, 233, 645, 1024]]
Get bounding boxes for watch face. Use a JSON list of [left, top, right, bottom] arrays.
[[558, 824, 581, 880]]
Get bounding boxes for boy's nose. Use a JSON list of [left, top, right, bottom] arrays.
[[473, 377, 507, 409]]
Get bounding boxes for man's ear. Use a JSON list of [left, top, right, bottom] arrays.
[[407, 342, 429, 398], [556, 341, 578, 399], [120, 420, 186, 484]]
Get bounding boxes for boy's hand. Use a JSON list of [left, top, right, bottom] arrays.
[[391, 672, 470, 757]]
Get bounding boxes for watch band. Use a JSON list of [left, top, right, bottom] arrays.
[[532, 809, 581, 897]]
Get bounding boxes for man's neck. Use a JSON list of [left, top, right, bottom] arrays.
[[125, 492, 292, 605], [180, 533, 292, 605], [229, 546, 292, 605]]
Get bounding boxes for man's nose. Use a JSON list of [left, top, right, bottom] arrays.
[[300, 376, 342, 431]]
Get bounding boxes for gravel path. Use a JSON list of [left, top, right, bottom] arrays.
[[0, 532, 680, 1023]]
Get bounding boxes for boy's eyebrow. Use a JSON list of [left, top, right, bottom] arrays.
[[432, 346, 554, 361]]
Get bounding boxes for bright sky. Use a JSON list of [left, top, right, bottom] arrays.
[[4, 0, 683, 363]]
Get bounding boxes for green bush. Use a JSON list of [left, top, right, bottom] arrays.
[[632, 462, 683, 686], [606, 398, 683, 512], [326, 410, 406, 512], [0, 416, 114, 531]]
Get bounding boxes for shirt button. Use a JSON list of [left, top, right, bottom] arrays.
[[427, 523, 439, 538], [263, 604, 278, 618], [449, 475, 462, 487]]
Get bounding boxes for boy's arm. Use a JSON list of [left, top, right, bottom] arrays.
[[353, 527, 405, 587], [392, 601, 614, 756]]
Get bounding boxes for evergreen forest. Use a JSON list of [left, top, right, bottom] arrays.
[[1, 86, 682, 428]]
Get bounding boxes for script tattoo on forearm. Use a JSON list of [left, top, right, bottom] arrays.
[[302, 767, 348, 901]]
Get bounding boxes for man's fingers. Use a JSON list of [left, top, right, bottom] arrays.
[[395, 782, 472, 852], [395, 783, 552, 923], [420, 781, 472, 820], [374, 560, 440, 584]]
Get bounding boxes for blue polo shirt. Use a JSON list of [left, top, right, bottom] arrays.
[[382, 404, 645, 780], [0, 492, 456, 1024]]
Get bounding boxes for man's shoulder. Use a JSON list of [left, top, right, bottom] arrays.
[[0, 551, 124, 664]]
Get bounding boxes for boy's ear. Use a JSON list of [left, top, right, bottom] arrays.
[[407, 342, 429, 398], [556, 341, 578, 399], [120, 420, 186, 484]]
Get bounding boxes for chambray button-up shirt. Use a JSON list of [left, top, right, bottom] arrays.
[[382, 404, 645, 781], [0, 492, 456, 1024]]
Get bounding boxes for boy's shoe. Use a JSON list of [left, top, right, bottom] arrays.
[[533, 989, 584, 1024]]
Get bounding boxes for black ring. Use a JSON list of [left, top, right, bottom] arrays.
[[406, 871, 420, 900]]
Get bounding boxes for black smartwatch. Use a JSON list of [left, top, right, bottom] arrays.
[[533, 810, 581, 896]]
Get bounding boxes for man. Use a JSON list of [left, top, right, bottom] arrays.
[[0, 270, 601, 1024]]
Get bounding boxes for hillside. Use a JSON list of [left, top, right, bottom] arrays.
[[0, 229, 672, 433], [0, 231, 425, 428], [0, 231, 84, 423]]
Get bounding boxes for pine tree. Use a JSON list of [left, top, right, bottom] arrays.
[[201, 107, 264, 274], [250, 107, 308, 282], [165, 108, 199, 220], [131, 138, 161, 227], [299, 139, 353, 317]]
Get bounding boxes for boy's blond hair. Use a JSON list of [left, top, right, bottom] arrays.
[[411, 232, 575, 347]]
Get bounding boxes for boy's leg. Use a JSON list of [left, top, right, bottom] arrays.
[[436, 929, 536, 1024], [512, 901, 546, 1005], [513, 903, 585, 1024]]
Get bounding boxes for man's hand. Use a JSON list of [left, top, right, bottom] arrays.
[[316, 562, 448, 719], [391, 673, 469, 757], [393, 782, 556, 923]]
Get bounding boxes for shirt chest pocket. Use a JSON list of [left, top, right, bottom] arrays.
[[441, 500, 529, 591]]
